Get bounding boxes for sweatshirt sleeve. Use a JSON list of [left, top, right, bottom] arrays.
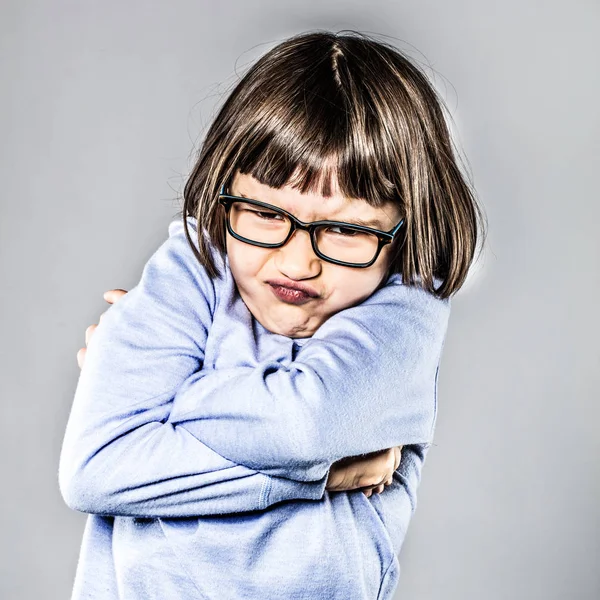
[[58, 218, 329, 519], [371, 442, 432, 558], [167, 277, 451, 482]]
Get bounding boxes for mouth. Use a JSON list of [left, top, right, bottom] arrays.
[[268, 283, 316, 305], [266, 278, 319, 297]]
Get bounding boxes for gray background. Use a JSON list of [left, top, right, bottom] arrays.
[[1, 1, 598, 598]]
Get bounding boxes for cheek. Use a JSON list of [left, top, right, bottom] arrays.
[[378, 246, 396, 277], [326, 268, 386, 308], [227, 238, 270, 281]]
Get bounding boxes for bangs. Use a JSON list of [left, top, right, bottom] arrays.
[[183, 31, 486, 298], [224, 35, 404, 208]]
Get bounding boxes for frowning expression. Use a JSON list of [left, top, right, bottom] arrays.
[[225, 170, 403, 338]]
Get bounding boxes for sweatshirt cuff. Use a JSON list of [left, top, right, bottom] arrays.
[[261, 468, 329, 508]]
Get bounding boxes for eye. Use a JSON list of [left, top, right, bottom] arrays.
[[326, 225, 360, 236], [248, 209, 285, 221]]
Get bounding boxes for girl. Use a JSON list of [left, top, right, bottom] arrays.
[[59, 30, 484, 600]]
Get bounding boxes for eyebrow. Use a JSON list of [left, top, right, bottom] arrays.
[[235, 192, 388, 230]]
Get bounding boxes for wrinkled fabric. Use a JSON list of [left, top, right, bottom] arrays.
[[59, 216, 451, 599]]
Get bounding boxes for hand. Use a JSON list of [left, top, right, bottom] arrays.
[[325, 446, 403, 497], [77, 289, 129, 369]]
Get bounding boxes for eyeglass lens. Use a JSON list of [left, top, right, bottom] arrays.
[[228, 201, 380, 264]]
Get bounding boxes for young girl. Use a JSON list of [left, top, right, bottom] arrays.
[[59, 30, 484, 600]]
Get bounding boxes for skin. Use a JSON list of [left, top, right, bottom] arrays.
[[78, 172, 405, 496], [226, 170, 403, 338]]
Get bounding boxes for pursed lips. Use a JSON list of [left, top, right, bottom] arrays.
[[266, 279, 320, 298]]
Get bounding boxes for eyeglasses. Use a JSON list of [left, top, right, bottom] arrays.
[[218, 184, 405, 268]]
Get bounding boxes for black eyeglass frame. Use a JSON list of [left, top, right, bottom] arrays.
[[218, 183, 405, 268]]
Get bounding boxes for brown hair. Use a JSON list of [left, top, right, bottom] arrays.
[[180, 29, 487, 299]]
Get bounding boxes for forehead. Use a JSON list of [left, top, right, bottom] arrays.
[[230, 172, 401, 227]]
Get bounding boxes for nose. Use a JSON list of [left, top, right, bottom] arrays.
[[274, 228, 321, 279]]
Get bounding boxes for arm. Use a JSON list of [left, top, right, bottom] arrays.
[[373, 442, 432, 557], [370, 367, 441, 557], [167, 274, 451, 482], [58, 218, 329, 519]]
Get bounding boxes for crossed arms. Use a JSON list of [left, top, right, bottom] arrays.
[[58, 219, 450, 519]]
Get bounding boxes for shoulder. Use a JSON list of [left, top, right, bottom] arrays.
[[167, 215, 226, 276], [375, 272, 451, 317], [342, 272, 451, 354], [126, 216, 225, 320]]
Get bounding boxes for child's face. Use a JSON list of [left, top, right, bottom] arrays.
[[226, 171, 402, 339]]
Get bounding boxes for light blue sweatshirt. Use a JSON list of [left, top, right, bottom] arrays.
[[59, 216, 451, 600]]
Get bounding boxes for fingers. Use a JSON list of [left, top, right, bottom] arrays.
[[85, 324, 97, 346], [88, 289, 126, 343], [394, 446, 402, 471], [77, 290, 127, 369], [76, 347, 86, 369], [78, 323, 97, 369], [103, 289, 128, 304], [362, 483, 385, 498]]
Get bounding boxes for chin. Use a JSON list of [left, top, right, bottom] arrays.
[[263, 309, 318, 338], [239, 285, 319, 337]]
